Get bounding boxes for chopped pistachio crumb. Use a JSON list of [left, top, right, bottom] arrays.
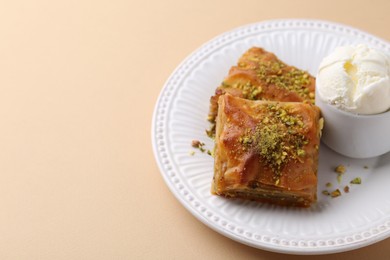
[[322, 190, 330, 196], [335, 165, 346, 174], [191, 140, 203, 148], [205, 124, 216, 139], [297, 149, 306, 157], [350, 177, 362, 184], [326, 182, 332, 188], [344, 186, 350, 193], [189, 151, 195, 156], [337, 174, 342, 184], [241, 136, 252, 145], [363, 165, 369, 169], [221, 81, 229, 87], [207, 150, 214, 157], [191, 140, 207, 153], [330, 189, 342, 198]]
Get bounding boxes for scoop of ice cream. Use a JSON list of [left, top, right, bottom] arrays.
[[316, 44, 390, 114]]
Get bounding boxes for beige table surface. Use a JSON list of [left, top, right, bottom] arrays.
[[0, 0, 389, 259]]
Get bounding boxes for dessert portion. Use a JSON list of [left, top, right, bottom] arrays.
[[208, 47, 316, 124], [317, 44, 390, 114], [212, 95, 322, 207]]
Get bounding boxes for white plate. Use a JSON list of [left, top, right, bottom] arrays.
[[151, 19, 390, 255]]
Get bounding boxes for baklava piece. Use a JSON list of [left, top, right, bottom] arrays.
[[208, 47, 315, 125], [212, 95, 322, 207]]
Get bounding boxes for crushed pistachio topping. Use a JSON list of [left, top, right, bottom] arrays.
[[330, 189, 342, 198], [322, 190, 330, 196], [238, 103, 308, 180], [189, 151, 195, 156], [350, 177, 362, 184], [221, 81, 262, 100], [335, 165, 346, 174], [363, 165, 369, 169], [297, 149, 306, 157], [326, 182, 332, 188], [252, 59, 314, 101]]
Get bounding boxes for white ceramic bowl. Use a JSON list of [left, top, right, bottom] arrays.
[[315, 88, 390, 158]]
